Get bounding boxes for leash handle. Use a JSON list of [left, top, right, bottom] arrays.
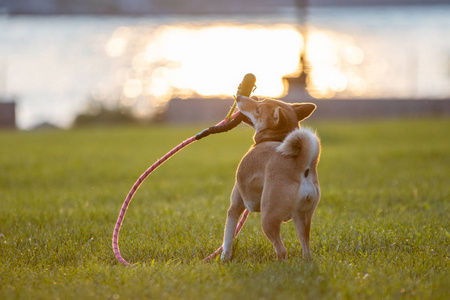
[[195, 112, 243, 140]]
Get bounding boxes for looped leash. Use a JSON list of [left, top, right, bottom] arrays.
[[112, 112, 250, 266], [112, 74, 256, 266], [112, 135, 195, 266]]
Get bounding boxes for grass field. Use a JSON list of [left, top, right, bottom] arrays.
[[1, 118, 449, 299]]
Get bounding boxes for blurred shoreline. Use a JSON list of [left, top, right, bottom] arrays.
[[164, 97, 450, 125], [2, 98, 450, 130]]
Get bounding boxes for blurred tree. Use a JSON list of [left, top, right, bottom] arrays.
[[73, 98, 137, 127]]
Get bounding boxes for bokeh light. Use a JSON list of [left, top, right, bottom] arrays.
[[103, 23, 306, 118], [103, 22, 381, 118]]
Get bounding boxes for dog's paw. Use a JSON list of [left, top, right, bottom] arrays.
[[221, 251, 232, 261], [303, 253, 313, 262], [277, 251, 288, 262]]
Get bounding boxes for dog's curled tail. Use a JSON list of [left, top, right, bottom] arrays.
[[276, 128, 321, 166]]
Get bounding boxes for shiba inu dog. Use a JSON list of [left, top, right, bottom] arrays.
[[221, 95, 321, 261]]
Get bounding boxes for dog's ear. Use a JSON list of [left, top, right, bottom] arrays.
[[292, 103, 316, 121], [273, 106, 287, 128]]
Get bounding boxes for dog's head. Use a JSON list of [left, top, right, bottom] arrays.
[[236, 95, 316, 143]]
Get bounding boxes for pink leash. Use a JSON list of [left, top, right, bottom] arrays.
[[112, 112, 250, 266]]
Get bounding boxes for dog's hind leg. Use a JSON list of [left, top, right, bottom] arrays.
[[293, 212, 313, 260], [261, 213, 287, 261], [221, 185, 245, 261]]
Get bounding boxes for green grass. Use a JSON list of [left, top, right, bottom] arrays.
[[1, 118, 449, 299]]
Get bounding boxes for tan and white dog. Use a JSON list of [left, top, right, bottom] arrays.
[[221, 95, 321, 261]]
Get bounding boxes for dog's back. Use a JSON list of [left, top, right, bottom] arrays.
[[236, 128, 320, 215]]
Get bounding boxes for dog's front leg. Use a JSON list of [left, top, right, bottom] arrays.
[[221, 185, 245, 261]]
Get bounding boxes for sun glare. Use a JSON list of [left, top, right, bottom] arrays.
[[123, 78, 142, 98], [140, 24, 303, 98], [105, 22, 370, 117], [106, 37, 127, 57], [305, 30, 366, 98]]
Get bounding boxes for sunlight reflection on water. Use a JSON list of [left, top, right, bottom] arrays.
[[1, 6, 450, 129], [101, 23, 304, 119]]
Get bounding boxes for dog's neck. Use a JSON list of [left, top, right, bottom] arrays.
[[253, 126, 299, 144]]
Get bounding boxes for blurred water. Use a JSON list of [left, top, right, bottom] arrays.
[[1, 5, 449, 129]]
